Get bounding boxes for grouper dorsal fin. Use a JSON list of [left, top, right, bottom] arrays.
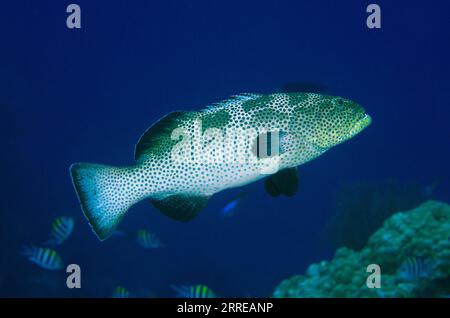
[[264, 167, 299, 197], [205, 93, 263, 111], [134, 111, 195, 162], [151, 194, 211, 222]]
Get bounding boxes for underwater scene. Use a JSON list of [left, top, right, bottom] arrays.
[[1, 1, 449, 298]]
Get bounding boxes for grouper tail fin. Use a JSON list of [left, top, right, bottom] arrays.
[[70, 163, 140, 241]]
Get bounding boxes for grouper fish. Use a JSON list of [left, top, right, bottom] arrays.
[[70, 93, 371, 240]]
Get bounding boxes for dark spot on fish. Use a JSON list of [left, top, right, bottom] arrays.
[[252, 108, 288, 125], [288, 93, 309, 107], [201, 109, 230, 132]]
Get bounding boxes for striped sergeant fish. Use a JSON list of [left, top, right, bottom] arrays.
[[112, 286, 130, 298], [22, 246, 64, 270], [136, 229, 163, 249], [46, 216, 74, 246], [398, 257, 436, 281], [171, 284, 216, 298]]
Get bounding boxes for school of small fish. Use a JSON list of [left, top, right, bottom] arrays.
[[22, 216, 74, 271], [22, 214, 216, 297]]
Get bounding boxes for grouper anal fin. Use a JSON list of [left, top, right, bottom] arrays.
[[151, 194, 211, 222]]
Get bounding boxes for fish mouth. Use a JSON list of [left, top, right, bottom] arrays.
[[347, 113, 372, 138], [358, 113, 372, 127]]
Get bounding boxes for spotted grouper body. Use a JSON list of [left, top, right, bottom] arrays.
[[70, 93, 371, 240]]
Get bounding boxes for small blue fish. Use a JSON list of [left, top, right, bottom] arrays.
[[220, 193, 247, 217], [398, 257, 436, 281], [22, 246, 64, 270], [112, 286, 130, 298], [221, 200, 240, 217], [136, 229, 163, 249], [46, 216, 74, 246], [171, 284, 216, 298]]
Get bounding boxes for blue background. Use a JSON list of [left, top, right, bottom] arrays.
[[0, 0, 449, 297]]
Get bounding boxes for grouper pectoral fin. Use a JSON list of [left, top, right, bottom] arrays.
[[264, 167, 299, 197], [151, 194, 211, 222]]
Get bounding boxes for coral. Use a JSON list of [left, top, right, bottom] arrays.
[[274, 201, 450, 298]]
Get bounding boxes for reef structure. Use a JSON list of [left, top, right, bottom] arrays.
[[273, 201, 450, 297]]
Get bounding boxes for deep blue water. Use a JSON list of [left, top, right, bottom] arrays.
[[1, 0, 449, 297]]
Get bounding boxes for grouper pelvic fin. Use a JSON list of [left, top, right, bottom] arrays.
[[134, 111, 195, 162], [264, 167, 299, 197], [151, 194, 211, 222]]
